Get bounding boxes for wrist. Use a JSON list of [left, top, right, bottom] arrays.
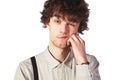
[[80, 62, 89, 65], [76, 60, 89, 65]]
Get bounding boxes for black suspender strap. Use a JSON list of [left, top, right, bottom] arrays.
[[31, 56, 39, 80]]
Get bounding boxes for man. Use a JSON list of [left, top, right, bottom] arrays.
[[14, 0, 101, 80]]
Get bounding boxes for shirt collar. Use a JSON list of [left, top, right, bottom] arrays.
[[43, 48, 74, 69]]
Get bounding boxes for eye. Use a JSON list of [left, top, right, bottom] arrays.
[[69, 23, 75, 26], [54, 19, 61, 24], [68, 23, 76, 27]]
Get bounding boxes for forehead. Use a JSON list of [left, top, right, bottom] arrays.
[[52, 13, 80, 23]]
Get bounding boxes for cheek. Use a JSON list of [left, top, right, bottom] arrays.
[[49, 28, 57, 37], [49, 25, 57, 32], [69, 27, 79, 34]]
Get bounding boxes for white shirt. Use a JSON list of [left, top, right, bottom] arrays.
[[14, 48, 101, 80]]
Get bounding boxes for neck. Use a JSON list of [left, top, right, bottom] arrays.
[[48, 42, 70, 62]]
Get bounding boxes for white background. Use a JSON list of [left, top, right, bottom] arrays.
[[0, 0, 120, 80]]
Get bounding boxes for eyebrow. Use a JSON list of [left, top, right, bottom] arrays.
[[53, 14, 62, 19]]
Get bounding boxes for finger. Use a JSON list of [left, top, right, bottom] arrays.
[[76, 34, 85, 45], [67, 37, 75, 49], [71, 33, 85, 46], [71, 34, 80, 42], [67, 36, 75, 45], [76, 32, 79, 36], [67, 39, 71, 46], [77, 37, 85, 47]]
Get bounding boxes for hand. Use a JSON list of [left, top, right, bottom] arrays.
[[67, 33, 88, 64]]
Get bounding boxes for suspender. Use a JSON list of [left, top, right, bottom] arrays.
[[31, 56, 39, 80]]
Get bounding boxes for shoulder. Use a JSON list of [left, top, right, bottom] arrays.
[[15, 51, 45, 80], [19, 53, 44, 67], [19, 50, 46, 68], [15, 58, 33, 80], [18, 57, 32, 73], [87, 54, 98, 61]]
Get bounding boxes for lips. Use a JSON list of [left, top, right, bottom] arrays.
[[57, 36, 68, 40]]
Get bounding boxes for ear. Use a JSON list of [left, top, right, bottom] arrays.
[[46, 22, 50, 28]]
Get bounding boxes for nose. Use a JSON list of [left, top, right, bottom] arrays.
[[60, 22, 68, 33]]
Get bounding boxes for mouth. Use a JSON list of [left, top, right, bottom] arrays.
[[57, 36, 68, 40]]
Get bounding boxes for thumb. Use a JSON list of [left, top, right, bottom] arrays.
[[67, 38, 72, 48]]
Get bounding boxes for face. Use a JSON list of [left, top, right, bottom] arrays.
[[47, 16, 80, 49]]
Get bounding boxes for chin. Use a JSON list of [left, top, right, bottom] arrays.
[[57, 43, 69, 49], [52, 40, 69, 49]]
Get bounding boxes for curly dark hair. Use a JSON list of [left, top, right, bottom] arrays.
[[41, 0, 89, 34]]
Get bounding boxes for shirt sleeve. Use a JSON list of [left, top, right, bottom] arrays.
[[14, 59, 34, 80], [76, 55, 101, 80]]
